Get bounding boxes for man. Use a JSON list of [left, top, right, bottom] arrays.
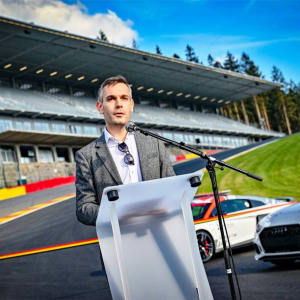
[[76, 75, 175, 226]]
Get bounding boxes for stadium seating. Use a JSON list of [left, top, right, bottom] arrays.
[[0, 86, 281, 136]]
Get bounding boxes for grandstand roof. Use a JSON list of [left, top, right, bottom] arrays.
[[0, 16, 281, 107]]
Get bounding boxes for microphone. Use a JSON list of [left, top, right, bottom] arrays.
[[125, 122, 140, 132]]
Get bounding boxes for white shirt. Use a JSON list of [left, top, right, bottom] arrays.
[[104, 127, 142, 184]]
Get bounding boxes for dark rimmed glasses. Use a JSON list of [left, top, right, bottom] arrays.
[[118, 142, 135, 165]]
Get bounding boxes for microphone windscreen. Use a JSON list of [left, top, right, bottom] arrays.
[[125, 122, 135, 132]]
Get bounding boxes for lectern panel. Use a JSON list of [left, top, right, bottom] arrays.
[[96, 172, 213, 300]]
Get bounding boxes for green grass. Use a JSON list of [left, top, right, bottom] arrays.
[[197, 133, 300, 200]]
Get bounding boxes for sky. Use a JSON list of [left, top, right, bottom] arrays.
[[0, 0, 299, 84]]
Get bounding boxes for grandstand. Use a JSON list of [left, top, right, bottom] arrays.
[[0, 16, 284, 187]]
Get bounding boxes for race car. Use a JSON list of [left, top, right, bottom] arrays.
[[254, 201, 300, 265], [192, 191, 295, 262]]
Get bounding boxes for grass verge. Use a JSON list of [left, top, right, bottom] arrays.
[[197, 133, 300, 200]]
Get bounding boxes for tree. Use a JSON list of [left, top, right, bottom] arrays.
[[185, 45, 199, 63], [271, 66, 285, 84], [207, 54, 214, 66], [223, 52, 240, 72], [213, 61, 223, 69], [240, 52, 262, 77], [285, 81, 300, 132], [270, 66, 292, 134], [239, 53, 265, 128], [96, 30, 109, 42], [173, 53, 180, 59], [132, 39, 139, 49], [156, 45, 162, 55]]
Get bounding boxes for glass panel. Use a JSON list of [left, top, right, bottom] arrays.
[[191, 203, 210, 220], [56, 147, 70, 162], [69, 125, 82, 134], [84, 126, 98, 135], [0, 119, 13, 132], [221, 200, 250, 214], [39, 147, 54, 163], [185, 134, 194, 144], [52, 123, 67, 133], [0, 146, 17, 163], [222, 137, 230, 145], [35, 122, 49, 132], [250, 200, 265, 208], [161, 132, 173, 139], [16, 121, 32, 131], [213, 136, 222, 145], [174, 133, 183, 141], [20, 146, 36, 163]]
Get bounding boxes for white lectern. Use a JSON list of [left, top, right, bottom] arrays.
[[96, 172, 214, 300]]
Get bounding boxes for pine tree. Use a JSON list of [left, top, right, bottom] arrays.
[[240, 53, 262, 77], [173, 53, 180, 59], [213, 61, 223, 69], [185, 45, 199, 63], [207, 54, 214, 66], [270, 66, 292, 134], [284, 81, 299, 132], [132, 39, 139, 49], [223, 52, 240, 72], [271, 66, 285, 84], [96, 30, 109, 42], [156, 45, 162, 55]]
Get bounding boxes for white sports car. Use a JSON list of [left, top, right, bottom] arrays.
[[254, 202, 300, 265], [192, 192, 295, 262]]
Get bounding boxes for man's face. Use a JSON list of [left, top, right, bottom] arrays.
[[96, 83, 134, 128]]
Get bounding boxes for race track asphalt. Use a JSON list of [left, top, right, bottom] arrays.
[[0, 198, 109, 300], [2, 137, 299, 300]]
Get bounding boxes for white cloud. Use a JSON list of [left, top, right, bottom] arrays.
[[214, 54, 227, 64], [0, 0, 138, 46], [211, 37, 300, 53]]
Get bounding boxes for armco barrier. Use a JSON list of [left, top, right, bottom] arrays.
[[24, 176, 75, 193]]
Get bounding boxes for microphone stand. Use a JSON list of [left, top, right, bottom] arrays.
[[135, 126, 263, 300]]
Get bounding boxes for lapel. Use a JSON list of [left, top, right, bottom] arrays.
[[134, 132, 149, 181], [95, 133, 123, 185]]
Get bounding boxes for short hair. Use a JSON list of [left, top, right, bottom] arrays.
[[97, 75, 132, 102]]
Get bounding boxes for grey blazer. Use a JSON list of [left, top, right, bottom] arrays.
[[75, 131, 175, 226]]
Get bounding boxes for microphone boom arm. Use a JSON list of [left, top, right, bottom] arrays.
[[137, 126, 262, 181]]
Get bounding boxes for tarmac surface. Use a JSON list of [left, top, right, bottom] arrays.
[[2, 137, 299, 300]]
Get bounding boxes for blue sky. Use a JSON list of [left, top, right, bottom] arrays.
[[72, 0, 300, 84], [2, 0, 299, 84]]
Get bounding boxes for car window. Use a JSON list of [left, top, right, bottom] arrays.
[[191, 203, 210, 221], [249, 200, 265, 207], [210, 200, 251, 217]]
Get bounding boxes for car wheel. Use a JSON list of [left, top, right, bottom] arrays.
[[196, 230, 214, 263], [269, 259, 295, 266]]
